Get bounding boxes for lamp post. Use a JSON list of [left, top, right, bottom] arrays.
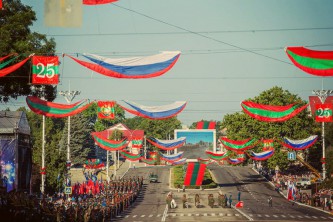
[[58, 86, 80, 179], [312, 89, 333, 180]]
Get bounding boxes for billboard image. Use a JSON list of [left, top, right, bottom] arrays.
[[174, 129, 216, 159]]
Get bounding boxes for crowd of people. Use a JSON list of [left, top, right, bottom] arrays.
[[258, 165, 333, 212], [0, 176, 144, 222]]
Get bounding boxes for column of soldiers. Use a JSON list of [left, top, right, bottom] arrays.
[[0, 176, 144, 222]]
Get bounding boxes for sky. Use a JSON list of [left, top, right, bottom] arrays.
[[8, 0, 333, 126]]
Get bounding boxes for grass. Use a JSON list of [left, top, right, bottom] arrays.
[[172, 165, 218, 189]]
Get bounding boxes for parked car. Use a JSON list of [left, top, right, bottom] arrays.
[[296, 178, 311, 189]]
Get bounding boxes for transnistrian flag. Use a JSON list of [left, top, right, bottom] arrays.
[[263, 139, 274, 151], [32, 56, 59, 84], [97, 101, 115, 119], [315, 103, 333, 122], [183, 162, 206, 186], [196, 121, 216, 129]]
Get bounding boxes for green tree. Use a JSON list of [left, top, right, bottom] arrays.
[[0, 0, 57, 102], [221, 86, 319, 171], [59, 112, 95, 165], [21, 107, 66, 193]]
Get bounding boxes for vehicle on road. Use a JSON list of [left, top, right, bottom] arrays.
[[149, 173, 158, 183], [296, 178, 311, 189]]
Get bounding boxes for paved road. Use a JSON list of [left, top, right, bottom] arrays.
[[210, 165, 333, 221]]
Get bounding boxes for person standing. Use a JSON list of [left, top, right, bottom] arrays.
[[177, 184, 180, 193], [182, 194, 188, 208], [228, 195, 232, 208], [268, 196, 273, 207], [237, 191, 241, 202]]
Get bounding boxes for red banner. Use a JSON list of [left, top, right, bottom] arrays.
[[315, 104, 333, 122], [97, 101, 115, 119], [32, 56, 59, 84], [0, 1, 2, 9]]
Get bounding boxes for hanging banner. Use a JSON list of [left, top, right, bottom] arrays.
[[32, 56, 59, 84], [315, 103, 333, 122], [97, 101, 115, 119], [196, 121, 216, 129], [262, 139, 274, 151], [132, 138, 143, 149], [83, 0, 118, 5]]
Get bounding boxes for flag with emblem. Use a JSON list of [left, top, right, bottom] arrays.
[[315, 103, 332, 122], [183, 162, 206, 186], [97, 101, 115, 119], [32, 56, 59, 84]]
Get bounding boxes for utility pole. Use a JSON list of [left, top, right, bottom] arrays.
[[312, 89, 333, 180], [59, 84, 80, 180]]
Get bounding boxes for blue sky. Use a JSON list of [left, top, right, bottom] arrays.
[[11, 0, 333, 125]]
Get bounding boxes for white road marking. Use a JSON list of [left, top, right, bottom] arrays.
[[297, 215, 303, 218], [265, 215, 270, 217], [141, 215, 145, 217], [133, 215, 137, 218], [187, 213, 192, 216], [281, 215, 286, 218], [203, 213, 208, 216], [196, 214, 200, 216], [257, 214, 262, 217], [180, 213, 184, 216], [156, 214, 161, 217], [219, 213, 223, 216], [312, 216, 318, 219], [235, 214, 240, 217], [125, 215, 129, 218], [211, 213, 215, 216], [321, 216, 326, 219], [328, 217, 333, 219], [149, 215, 153, 217], [273, 215, 278, 218], [289, 215, 295, 218]]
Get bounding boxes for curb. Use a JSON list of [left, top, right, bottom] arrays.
[[251, 167, 333, 216]]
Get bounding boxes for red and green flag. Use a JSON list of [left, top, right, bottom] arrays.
[[119, 150, 142, 161], [141, 158, 156, 165], [315, 103, 333, 122], [32, 56, 59, 84], [97, 101, 115, 119], [285, 47, 333, 77], [220, 137, 258, 151], [132, 138, 143, 148], [184, 162, 206, 186], [241, 101, 308, 122], [91, 132, 129, 151], [196, 121, 216, 129], [262, 139, 274, 151], [205, 151, 229, 160]]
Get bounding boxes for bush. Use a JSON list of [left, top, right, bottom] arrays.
[[172, 165, 217, 189]]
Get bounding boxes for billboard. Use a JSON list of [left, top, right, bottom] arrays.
[[174, 129, 216, 159]]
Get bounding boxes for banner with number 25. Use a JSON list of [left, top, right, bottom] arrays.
[[32, 56, 59, 85]]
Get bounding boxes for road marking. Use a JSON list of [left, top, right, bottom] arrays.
[[219, 213, 224, 216], [257, 214, 262, 217], [203, 213, 208, 216], [304, 216, 311, 218], [227, 214, 232, 216], [249, 214, 253, 217], [180, 213, 184, 216], [273, 215, 278, 218], [312, 216, 318, 219], [235, 214, 240, 217], [196, 214, 200, 216], [265, 215, 270, 217], [156, 214, 161, 217], [328, 217, 333, 219], [161, 204, 168, 222], [281, 215, 286, 218], [297, 215, 303, 218], [125, 215, 129, 218], [320, 216, 326, 219], [289, 215, 295, 218], [211, 213, 215, 216], [141, 215, 145, 217], [149, 215, 153, 217], [187, 213, 192, 216], [133, 215, 137, 218]]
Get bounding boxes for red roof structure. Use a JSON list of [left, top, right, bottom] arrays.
[[98, 123, 144, 139]]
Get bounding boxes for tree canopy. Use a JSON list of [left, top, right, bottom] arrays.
[[220, 86, 321, 170], [0, 0, 56, 102]]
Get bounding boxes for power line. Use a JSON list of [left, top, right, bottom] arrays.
[[111, 4, 292, 66], [45, 27, 333, 37]]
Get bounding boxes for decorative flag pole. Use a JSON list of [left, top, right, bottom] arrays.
[[41, 115, 45, 193], [58, 84, 80, 174], [312, 89, 333, 180]]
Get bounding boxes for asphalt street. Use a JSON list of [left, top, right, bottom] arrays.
[[111, 164, 333, 222]]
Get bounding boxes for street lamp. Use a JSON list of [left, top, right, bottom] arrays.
[[58, 86, 80, 186], [312, 89, 333, 180]]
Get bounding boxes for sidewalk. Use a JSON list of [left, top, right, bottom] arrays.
[[252, 166, 333, 216]]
